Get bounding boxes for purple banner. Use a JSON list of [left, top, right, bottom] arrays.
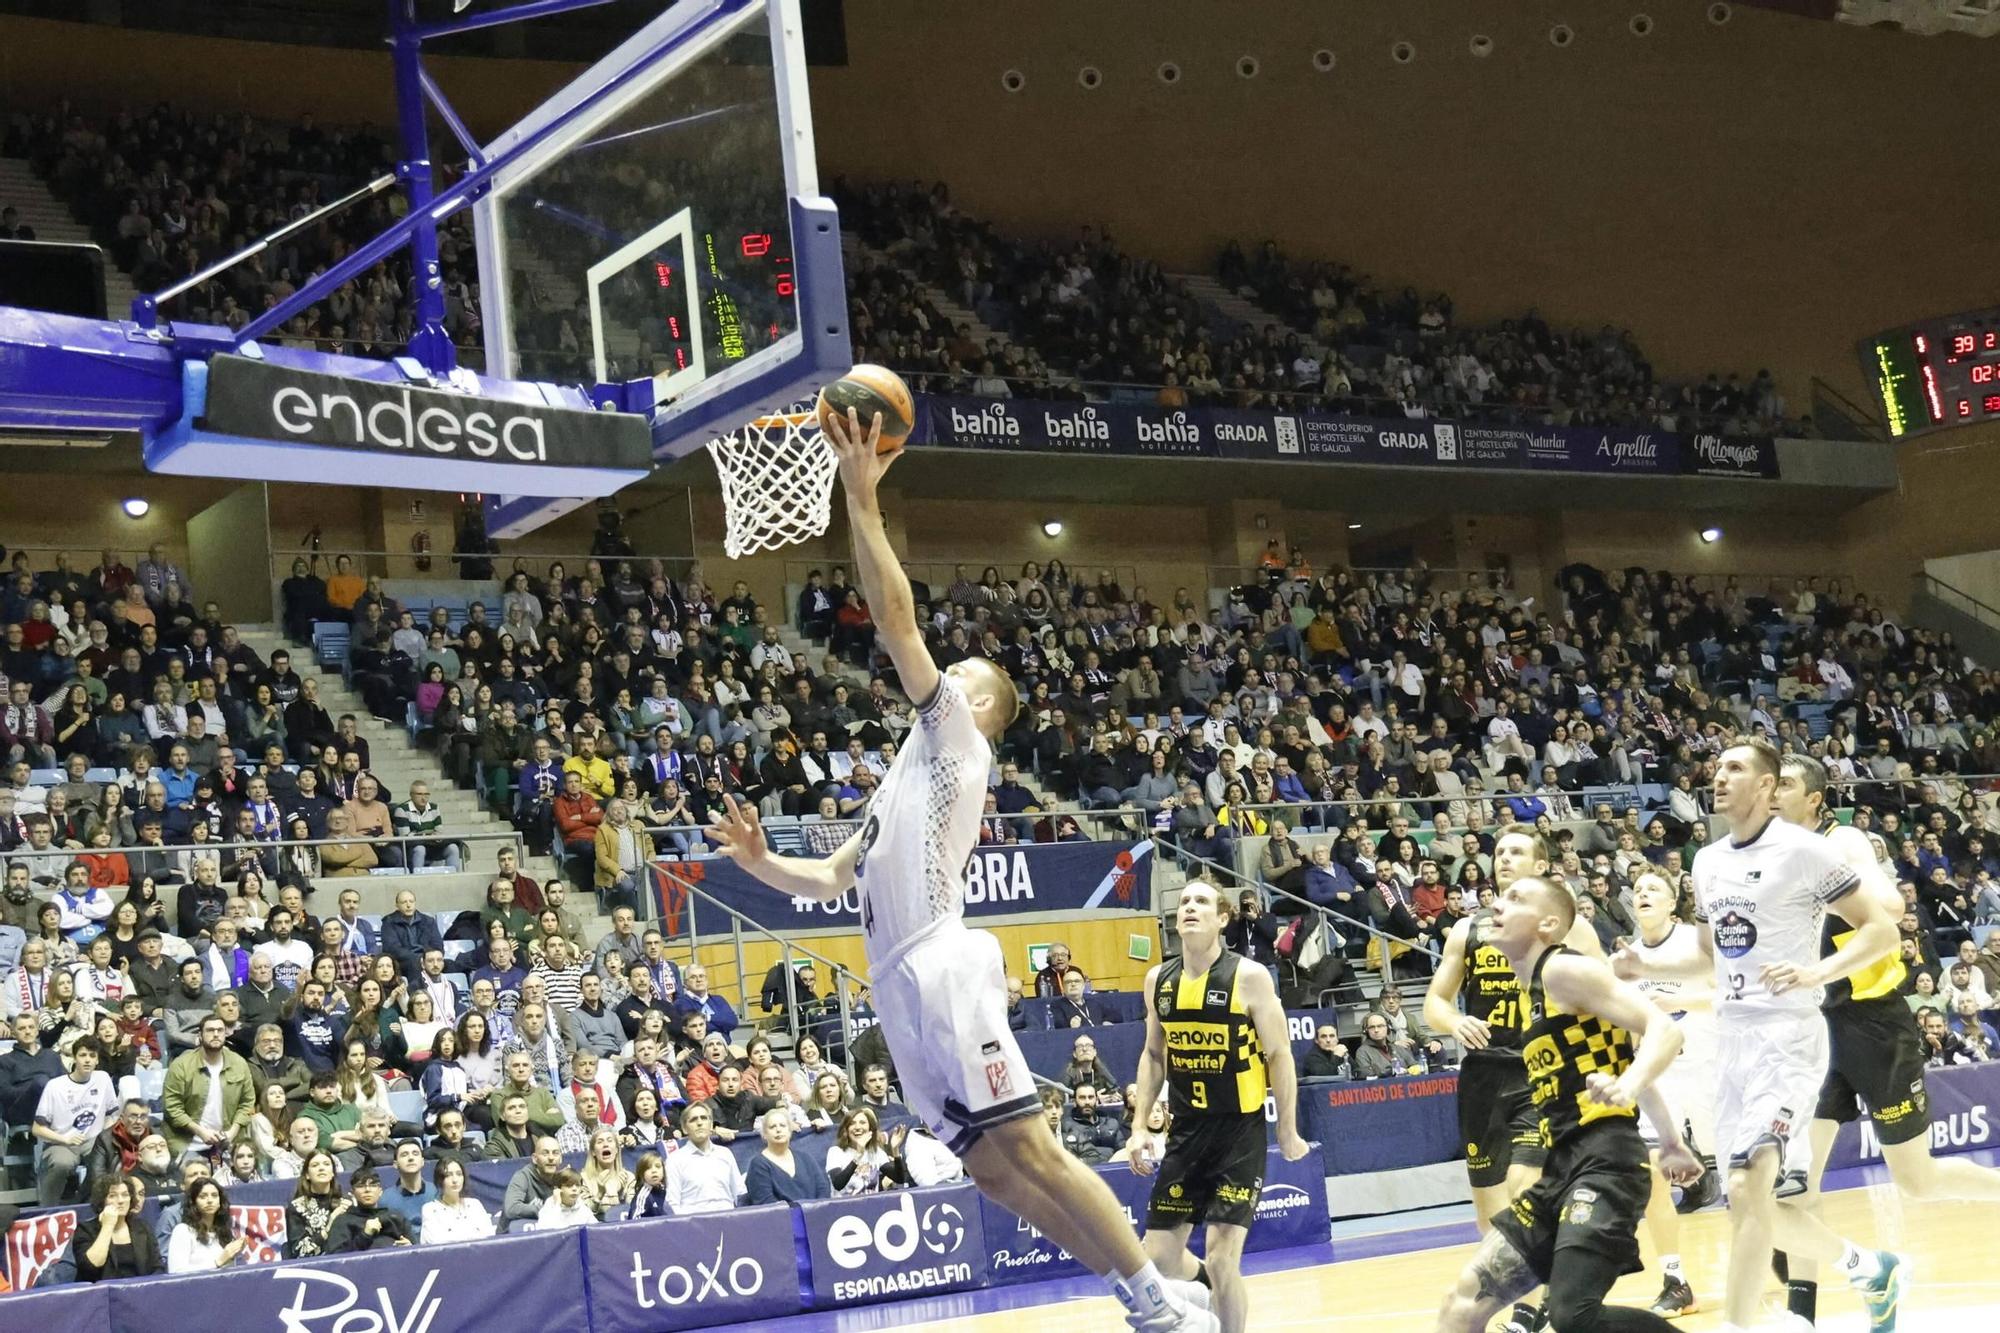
[[652, 840, 1154, 941], [0, 1282, 106, 1332], [983, 1145, 1330, 1288], [1825, 1059, 1999, 1172], [105, 1227, 581, 1333], [580, 1204, 804, 1333], [913, 394, 1779, 479], [799, 1182, 987, 1308]]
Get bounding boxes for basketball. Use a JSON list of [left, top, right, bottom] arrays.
[[817, 363, 915, 453]]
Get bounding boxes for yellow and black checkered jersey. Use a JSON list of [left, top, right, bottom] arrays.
[[1461, 908, 1528, 1052], [1521, 945, 1637, 1146], [1153, 951, 1267, 1117]]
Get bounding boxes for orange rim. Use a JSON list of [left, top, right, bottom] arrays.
[[746, 410, 819, 431]]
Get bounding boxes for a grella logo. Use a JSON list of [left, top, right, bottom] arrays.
[[270, 384, 549, 460]]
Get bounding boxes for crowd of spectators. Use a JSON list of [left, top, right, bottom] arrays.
[[4, 100, 482, 363]]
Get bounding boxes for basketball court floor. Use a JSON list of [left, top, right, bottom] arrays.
[[758, 1150, 2000, 1332]]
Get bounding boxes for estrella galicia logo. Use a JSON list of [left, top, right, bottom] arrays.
[[1713, 910, 1758, 958]]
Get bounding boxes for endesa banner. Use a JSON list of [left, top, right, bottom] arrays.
[[912, 394, 1781, 480], [652, 840, 1154, 939]]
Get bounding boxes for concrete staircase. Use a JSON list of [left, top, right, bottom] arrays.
[[1171, 271, 1299, 346], [232, 623, 578, 922], [0, 155, 142, 319]]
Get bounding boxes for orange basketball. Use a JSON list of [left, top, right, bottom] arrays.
[[816, 363, 915, 453]]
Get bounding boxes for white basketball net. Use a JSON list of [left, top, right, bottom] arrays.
[[703, 406, 836, 559]]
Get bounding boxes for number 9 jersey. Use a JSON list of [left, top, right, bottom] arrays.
[[1152, 951, 1268, 1117]]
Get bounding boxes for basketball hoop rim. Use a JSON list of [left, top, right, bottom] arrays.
[[744, 409, 819, 432]]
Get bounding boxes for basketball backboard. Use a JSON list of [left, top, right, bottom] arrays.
[[473, 0, 847, 461]]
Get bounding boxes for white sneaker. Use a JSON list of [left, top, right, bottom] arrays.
[[1165, 1277, 1212, 1312], [1124, 1301, 1221, 1333]]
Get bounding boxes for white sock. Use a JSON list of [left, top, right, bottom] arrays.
[[1660, 1254, 1684, 1280], [1111, 1261, 1174, 1317], [1839, 1241, 1881, 1282]]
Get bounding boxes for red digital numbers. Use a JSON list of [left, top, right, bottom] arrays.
[[667, 316, 682, 339], [1958, 399, 1972, 417], [1988, 332, 2000, 351], [740, 233, 772, 258], [1986, 394, 2000, 414], [1954, 334, 1978, 355], [775, 276, 795, 298], [653, 262, 672, 288], [1973, 364, 1997, 385], [674, 347, 688, 370]]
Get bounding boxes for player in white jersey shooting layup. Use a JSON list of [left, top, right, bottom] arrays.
[[1614, 737, 1904, 1333], [708, 407, 1218, 1333]]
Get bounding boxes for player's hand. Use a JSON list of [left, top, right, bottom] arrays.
[[1450, 1015, 1493, 1051], [706, 795, 769, 869], [1607, 945, 1643, 981], [823, 406, 897, 500], [1277, 1130, 1313, 1163], [1585, 1071, 1636, 1109], [1656, 1140, 1702, 1186], [1759, 960, 1818, 995], [1128, 1137, 1159, 1177]]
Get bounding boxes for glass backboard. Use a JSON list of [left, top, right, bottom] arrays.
[[473, 0, 845, 473]]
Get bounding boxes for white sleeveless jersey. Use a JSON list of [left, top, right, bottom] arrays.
[[1630, 921, 1718, 1063], [852, 674, 990, 968], [1691, 817, 1860, 1020], [1822, 823, 1890, 895]]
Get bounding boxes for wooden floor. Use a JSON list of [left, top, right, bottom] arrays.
[[882, 1184, 2000, 1332]]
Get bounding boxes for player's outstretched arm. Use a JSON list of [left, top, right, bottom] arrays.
[[706, 794, 860, 902], [1241, 962, 1311, 1161], [1129, 964, 1167, 1176], [1423, 918, 1492, 1052], [823, 407, 940, 708]]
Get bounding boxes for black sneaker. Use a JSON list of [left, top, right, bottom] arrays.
[[1503, 1303, 1546, 1333], [1650, 1276, 1698, 1319], [1776, 1168, 1809, 1199]]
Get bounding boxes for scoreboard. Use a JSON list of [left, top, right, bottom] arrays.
[[1861, 306, 2000, 439]]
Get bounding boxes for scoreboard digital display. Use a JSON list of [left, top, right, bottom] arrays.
[[1861, 306, 2000, 439]]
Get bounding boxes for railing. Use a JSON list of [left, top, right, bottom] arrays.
[[1810, 376, 1889, 443], [268, 546, 701, 585], [648, 860, 865, 1059], [0, 827, 523, 879], [1916, 573, 2000, 634]]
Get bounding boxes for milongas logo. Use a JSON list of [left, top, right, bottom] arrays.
[[202, 354, 650, 470]]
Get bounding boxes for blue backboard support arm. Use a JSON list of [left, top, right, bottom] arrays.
[[389, 1, 455, 375]]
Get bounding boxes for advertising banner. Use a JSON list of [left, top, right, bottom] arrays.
[[652, 841, 1153, 939], [799, 1181, 987, 1308], [581, 1204, 804, 1333], [1825, 1060, 1998, 1172], [0, 1282, 105, 1331], [913, 394, 1778, 480], [5, 1207, 78, 1291], [105, 1226, 581, 1332], [1302, 1072, 1462, 1175], [983, 1146, 1330, 1289]]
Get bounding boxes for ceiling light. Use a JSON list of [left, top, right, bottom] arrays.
[[1041, 520, 1063, 538], [1347, 522, 1362, 530], [121, 497, 151, 519], [1699, 526, 1723, 544]]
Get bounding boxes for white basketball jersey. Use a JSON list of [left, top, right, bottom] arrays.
[[1692, 817, 1860, 1020], [853, 674, 989, 968], [1630, 921, 1717, 1065]]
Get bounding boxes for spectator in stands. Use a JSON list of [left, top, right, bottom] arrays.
[[71, 1171, 164, 1281], [1048, 967, 1109, 1029], [1061, 1034, 1119, 1103], [1352, 1013, 1420, 1079], [1033, 942, 1074, 999], [1059, 1083, 1126, 1164], [1301, 1023, 1353, 1079], [34, 1034, 117, 1203], [666, 1103, 746, 1212], [593, 797, 652, 911], [826, 1106, 910, 1195]]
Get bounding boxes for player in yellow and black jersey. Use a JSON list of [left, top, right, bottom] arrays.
[[1425, 828, 1604, 1255], [1437, 878, 1701, 1333], [1132, 881, 1310, 1333], [1774, 756, 2000, 1327]]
